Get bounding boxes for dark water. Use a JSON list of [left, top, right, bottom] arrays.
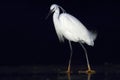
[[0, 65, 120, 80]]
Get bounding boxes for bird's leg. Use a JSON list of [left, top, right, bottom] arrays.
[[79, 43, 95, 74], [67, 72, 71, 80], [67, 41, 73, 73]]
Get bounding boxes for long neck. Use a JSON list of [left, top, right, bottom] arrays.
[[53, 8, 60, 24]]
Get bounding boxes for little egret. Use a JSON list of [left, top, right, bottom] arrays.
[[48, 4, 97, 73]]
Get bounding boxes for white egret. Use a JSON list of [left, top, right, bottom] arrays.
[[49, 4, 97, 73]]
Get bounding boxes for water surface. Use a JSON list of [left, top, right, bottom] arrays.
[[0, 65, 120, 80]]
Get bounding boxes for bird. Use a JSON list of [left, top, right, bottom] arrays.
[[48, 4, 97, 73]]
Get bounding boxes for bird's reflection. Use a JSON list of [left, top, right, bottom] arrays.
[[69, 73, 93, 80], [57, 72, 94, 80], [67, 73, 71, 80]]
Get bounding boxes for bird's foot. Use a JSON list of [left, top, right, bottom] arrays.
[[85, 69, 96, 74], [59, 70, 72, 74], [59, 67, 72, 74], [66, 70, 71, 74], [66, 65, 72, 73], [78, 69, 96, 74]]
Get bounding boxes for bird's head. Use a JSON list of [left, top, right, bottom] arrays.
[[45, 4, 65, 19], [50, 4, 58, 12], [45, 4, 59, 19]]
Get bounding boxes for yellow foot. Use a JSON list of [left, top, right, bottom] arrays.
[[66, 70, 71, 73], [59, 70, 72, 74], [85, 69, 96, 74], [66, 66, 72, 73], [78, 69, 96, 74]]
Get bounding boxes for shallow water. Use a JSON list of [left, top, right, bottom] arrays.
[[0, 65, 120, 80]]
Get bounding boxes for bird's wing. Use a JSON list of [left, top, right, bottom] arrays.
[[59, 13, 89, 40], [59, 13, 97, 42]]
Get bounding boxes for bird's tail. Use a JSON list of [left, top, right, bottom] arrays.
[[89, 31, 97, 41]]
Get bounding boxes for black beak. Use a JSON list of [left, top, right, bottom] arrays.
[[45, 10, 52, 20]]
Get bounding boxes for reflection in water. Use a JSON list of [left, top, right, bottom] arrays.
[[57, 73, 93, 80], [67, 73, 71, 80], [0, 71, 120, 80], [87, 74, 91, 80], [0, 65, 120, 80]]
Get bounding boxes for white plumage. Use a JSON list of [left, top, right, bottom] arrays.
[[51, 4, 97, 46], [49, 4, 97, 73]]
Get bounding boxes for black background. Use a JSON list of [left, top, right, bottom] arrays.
[[0, 0, 120, 65]]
